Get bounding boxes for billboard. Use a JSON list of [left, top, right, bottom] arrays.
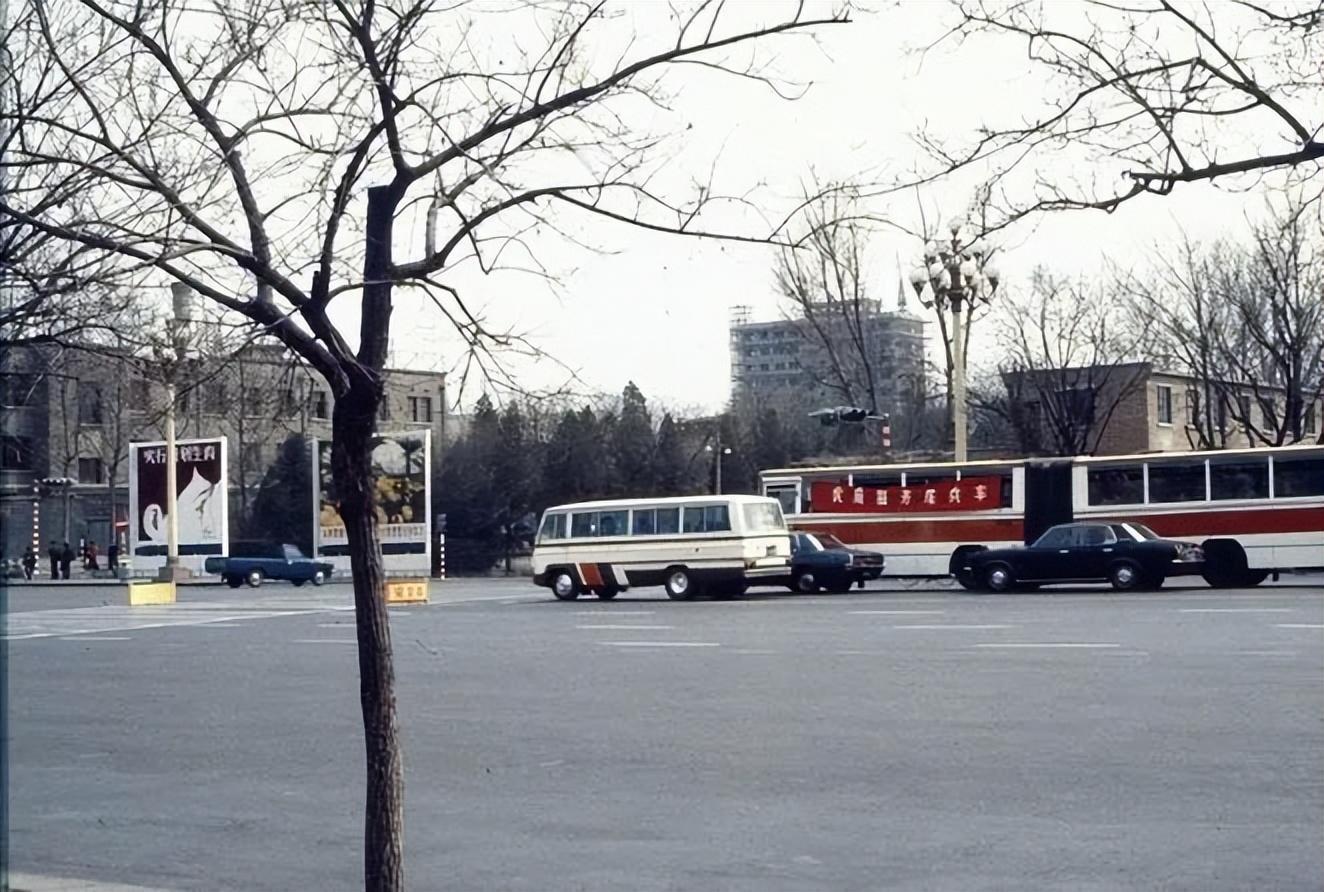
[[313, 429, 431, 571], [128, 437, 228, 571]]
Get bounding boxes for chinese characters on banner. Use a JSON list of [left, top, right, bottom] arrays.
[[128, 437, 228, 568], [808, 476, 1004, 513]]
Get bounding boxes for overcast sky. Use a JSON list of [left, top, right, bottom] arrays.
[[371, 1, 1288, 415]]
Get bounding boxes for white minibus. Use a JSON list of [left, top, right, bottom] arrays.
[[531, 494, 791, 600]]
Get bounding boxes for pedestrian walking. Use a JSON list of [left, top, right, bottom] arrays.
[[85, 541, 100, 572], [108, 542, 120, 574], [47, 539, 60, 580], [59, 541, 74, 580], [21, 545, 37, 580]]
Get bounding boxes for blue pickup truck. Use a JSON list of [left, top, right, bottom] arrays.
[[204, 542, 333, 589]]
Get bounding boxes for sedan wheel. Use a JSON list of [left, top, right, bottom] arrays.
[[793, 570, 818, 594], [1108, 560, 1143, 591], [983, 564, 1014, 593], [246, 569, 264, 588], [311, 570, 326, 587]]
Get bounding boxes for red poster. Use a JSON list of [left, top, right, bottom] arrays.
[[809, 476, 1004, 514]]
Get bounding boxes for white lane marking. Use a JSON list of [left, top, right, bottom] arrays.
[[1181, 603, 1292, 611], [317, 623, 350, 628], [731, 649, 778, 655], [57, 636, 132, 641], [974, 643, 1120, 649], [292, 639, 358, 644], [1237, 650, 1298, 656], [1275, 624, 1324, 629], [850, 610, 944, 615], [573, 611, 655, 616], [892, 624, 1015, 630], [576, 624, 674, 630], [598, 641, 720, 648]]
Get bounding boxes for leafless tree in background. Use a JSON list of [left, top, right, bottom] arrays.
[[0, 1, 851, 886], [976, 269, 1151, 456], [913, 1, 1324, 225], [1120, 183, 1324, 447]]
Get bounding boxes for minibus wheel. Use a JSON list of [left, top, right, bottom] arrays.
[[664, 567, 697, 600], [551, 569, 580, 601]]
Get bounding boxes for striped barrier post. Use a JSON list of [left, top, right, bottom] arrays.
[[881, 416, 892, 450], [438, 532, 446, 579]]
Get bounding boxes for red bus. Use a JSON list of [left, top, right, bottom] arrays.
[[759, 444, 1324, 587]]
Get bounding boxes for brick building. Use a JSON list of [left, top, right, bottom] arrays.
[[1002, 362, 1321, 456]]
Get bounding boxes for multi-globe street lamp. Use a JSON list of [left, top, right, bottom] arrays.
[[909, 221, 1000, 463], [705, 435, 733, 495]]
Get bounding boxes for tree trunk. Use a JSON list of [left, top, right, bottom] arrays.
[[332, 374, 403, 892]]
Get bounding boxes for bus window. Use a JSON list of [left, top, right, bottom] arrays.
[[1274, 455, 1324, 497], [1148, 461, 1207, 503], [632, 509, 656, 535], [1209, 458, 1269, 500], [538, 512, 565, 543], [683, 504, 731, 533], [571, 512, 595, 538], [596, 510, 628, 537], [765, 485, 799, 517], [742, 501, 786, 532], [655, 507, 680, 534], [1087, 465, 1143, 505]]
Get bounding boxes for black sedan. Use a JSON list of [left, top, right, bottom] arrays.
[[959, 522, 1204, 592], [780, 532, 886, 594]]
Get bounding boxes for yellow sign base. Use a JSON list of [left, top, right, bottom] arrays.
[[385, 578, 429, 605], [128, 581, 177, 606]]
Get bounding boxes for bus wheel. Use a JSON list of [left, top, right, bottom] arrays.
[[596, 587, 620, 600], [983, 563, 1014, 593], [664, 568, 697, 600], [551, 570, 580, 601]]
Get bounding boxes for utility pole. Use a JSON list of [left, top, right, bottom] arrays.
[[706, 428, 732, 495]]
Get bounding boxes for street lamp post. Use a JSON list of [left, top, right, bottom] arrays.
[[155, 283, 193, 582], [705, 432, 733, 495], [909, 221, 1000, 463]]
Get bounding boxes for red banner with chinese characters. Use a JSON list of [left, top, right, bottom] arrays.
[[809, 476, 1004, 514]]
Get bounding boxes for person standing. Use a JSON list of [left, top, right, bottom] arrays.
[[47, 539, 60, 580], [59, 541, 74, 580], [108, 541, 120, 575], [85, 541, 100, 572], [21, 545, 37, 580]]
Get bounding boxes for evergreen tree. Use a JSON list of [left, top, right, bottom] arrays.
[[612, 381, 655, 496], [246, 434, 314, 555], [653, 412, 689, 495]]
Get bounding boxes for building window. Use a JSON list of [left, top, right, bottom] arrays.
[[78, 383, 104, 425], [1, 435, 33, 470], [1185, 390, 1198, 426], [1305, 404, 1317, 436], [311, 390, 330, 420], [241, 442, 263, 470], [377, 398, 391, 421], [1237, 394, 1253, 429], [243, 386, 265, 417], [132, 378, 152, 408], [0, 373, 36, 407], [77, 457, 104, 484], [1156, 385, 1173, 425], [409, 396, 433, 423]]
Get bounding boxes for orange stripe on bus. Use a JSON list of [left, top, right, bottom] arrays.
[[580, 563, 604, 587]]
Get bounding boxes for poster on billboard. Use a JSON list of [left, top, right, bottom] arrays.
[[128, 437, 228, 571], [313, 429, 431, 571]]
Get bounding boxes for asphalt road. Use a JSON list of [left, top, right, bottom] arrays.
[[6, 577, 1323, 891]]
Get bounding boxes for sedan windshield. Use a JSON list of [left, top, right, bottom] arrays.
[[1124, 523, 1160, 540], [817, 533, 847, 549]]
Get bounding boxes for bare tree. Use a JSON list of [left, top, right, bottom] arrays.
[[1120, 183, 1324, 446], [912, 1, 1324, 224], [981, 269, 1151, 456], [772, 185, 930, 451], [0, 2, 850, 887]]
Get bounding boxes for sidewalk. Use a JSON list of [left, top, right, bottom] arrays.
[[8, 873, 178, 892]]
